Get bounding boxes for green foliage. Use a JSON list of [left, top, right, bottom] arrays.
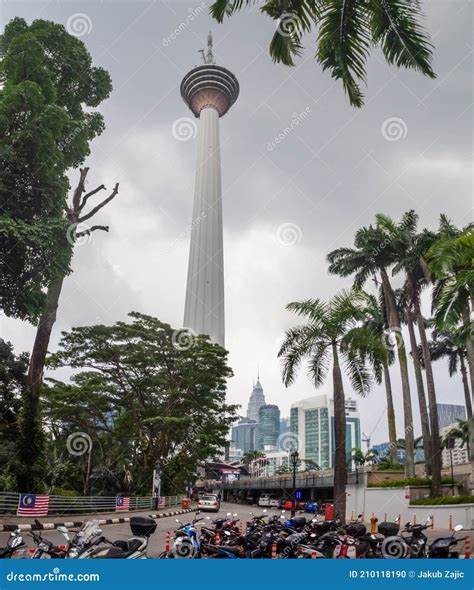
[[210, 0, 435, 107], [368, 476, 458, 488], [0, 17, 112, 321], [0, 339, 29, 487], [43, 312, 238, 495], [411, 495, 474, 506]]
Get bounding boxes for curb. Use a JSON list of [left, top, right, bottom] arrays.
[[0, 508, 195, 533]]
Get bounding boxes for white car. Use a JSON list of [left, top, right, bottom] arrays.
[[197, 494, 220, 512], [258, 494, 279, 508]]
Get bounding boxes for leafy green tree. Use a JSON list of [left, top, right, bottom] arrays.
[[210, 0, 435, 107], [278, 289, 373, 519], [327, 222, 416, 477], [0, 340, 28, 490], [46, 313, 238, 495]]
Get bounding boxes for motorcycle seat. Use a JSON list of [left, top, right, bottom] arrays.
[[113, 538, 143, 554]]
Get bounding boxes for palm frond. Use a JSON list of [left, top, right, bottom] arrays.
[[316, 0, 371, 107], [369, 0, 435, 78]]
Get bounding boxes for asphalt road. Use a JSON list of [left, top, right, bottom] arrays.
[[1, 502, 472, 558]]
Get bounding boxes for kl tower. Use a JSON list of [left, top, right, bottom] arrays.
[[181, 33, 239, 347]]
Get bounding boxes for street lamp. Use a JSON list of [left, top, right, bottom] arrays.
[[290, 450, 299, 518]]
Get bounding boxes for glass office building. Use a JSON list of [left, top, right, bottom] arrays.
[[256, 404, 280, 450]]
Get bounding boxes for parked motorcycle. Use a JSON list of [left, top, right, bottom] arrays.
[[0, 530, 25, 558], [428, 524, 464, 558], [87, 516, 157, 559]]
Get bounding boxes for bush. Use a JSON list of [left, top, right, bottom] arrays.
[[368, 477, 458, 488], [49, 487, 76, 497], [411, 495, 474, 506]]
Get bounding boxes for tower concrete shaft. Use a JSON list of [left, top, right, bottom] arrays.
[[181, 37, 239, 347]]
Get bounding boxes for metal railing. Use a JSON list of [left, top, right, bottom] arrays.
[[0, 492, 185, 516], [206, 470, 358, 491]]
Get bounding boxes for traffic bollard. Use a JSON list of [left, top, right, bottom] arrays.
[[370, 514, 378, 534], [464, 536, 471, 559], [271, 543, 277, 559], [449, 514, 453, 531], [215, 531, 221, 546], [165, 531, 171, 553]]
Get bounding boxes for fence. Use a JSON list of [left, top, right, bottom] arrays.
[[0, 492, 184, 516]]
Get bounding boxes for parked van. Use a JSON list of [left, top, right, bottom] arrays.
[[258, 494, 279, 507]]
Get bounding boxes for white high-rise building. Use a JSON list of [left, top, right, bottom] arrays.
[[290, 395, 361, 469], [181, 34, 239, 347]]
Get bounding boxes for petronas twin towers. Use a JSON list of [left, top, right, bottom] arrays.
[[181, 34, 239, 347]]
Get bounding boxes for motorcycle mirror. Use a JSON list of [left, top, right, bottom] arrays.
[[175, 519, 180, 523], [224, 530, 231, 536], [249, 512, 253, 516], [454, 524, 463, 532], [425, 517, 432, 525], [57, 526, 67, 534], [233, 513, 238, 517], [263, 509, 267, 513], [405, 522, 411, 528], [226, 512, 231, 516], [206, 516, 211, 520]]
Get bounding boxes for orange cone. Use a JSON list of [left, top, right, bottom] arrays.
[[464, 536, 471, 559], [215, 531, 221, 546]]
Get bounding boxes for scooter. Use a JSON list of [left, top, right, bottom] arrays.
[[428, 524, 464, 558], [87, 516, 157, 559], [0, 530, 25, 558]]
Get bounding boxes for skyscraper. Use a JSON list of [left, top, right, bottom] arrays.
[[290, 395, 361, 469], [256, 405, 280, 450], [246, 378, 266, 422], [231, 417, 257, 453], [181, 34, 239, 347]]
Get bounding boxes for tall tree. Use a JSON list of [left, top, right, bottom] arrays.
[[0, 18, 112, 491], [327, 224, 416, 477], [278, 290, 373, 519], [210, 0, 436, 107]]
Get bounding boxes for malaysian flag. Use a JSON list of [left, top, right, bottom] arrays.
[[17, 494, 50, 516], [115, 496, 130, 512]]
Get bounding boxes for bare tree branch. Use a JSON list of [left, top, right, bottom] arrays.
[[76, 225, 110, 238], [78, 183, 119, 223], [72, 167, 90, 210], [79, 184, 106, 211]]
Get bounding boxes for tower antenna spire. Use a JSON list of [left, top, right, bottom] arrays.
[[199, 31, 215, 65]]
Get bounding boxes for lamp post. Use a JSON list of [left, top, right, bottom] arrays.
[[290, 450, 299, 518]]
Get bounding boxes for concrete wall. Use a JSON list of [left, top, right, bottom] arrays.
[[345, 483, 474, 530]]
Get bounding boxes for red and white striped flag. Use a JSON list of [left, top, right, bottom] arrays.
[[115, 496, 130, 512], [17, 494, 50, 516]]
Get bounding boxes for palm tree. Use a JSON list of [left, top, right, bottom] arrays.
[[427, 328, 472, 419], [327, 223, 416, 477], [210, 0, 436, 107], [428, 224, 474, 396], [344, 291, 397, 464], [242, 450, 265, 466], [278, 289, 373, 519], [375, 211, 442, 495], [443, 420, 469, 455]]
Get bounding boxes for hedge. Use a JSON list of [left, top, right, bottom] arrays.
[[368, 477, 458, 488], [410, 495, 474, 506]]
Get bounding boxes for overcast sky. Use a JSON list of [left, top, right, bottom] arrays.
[[1, 0, 472, 447]]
